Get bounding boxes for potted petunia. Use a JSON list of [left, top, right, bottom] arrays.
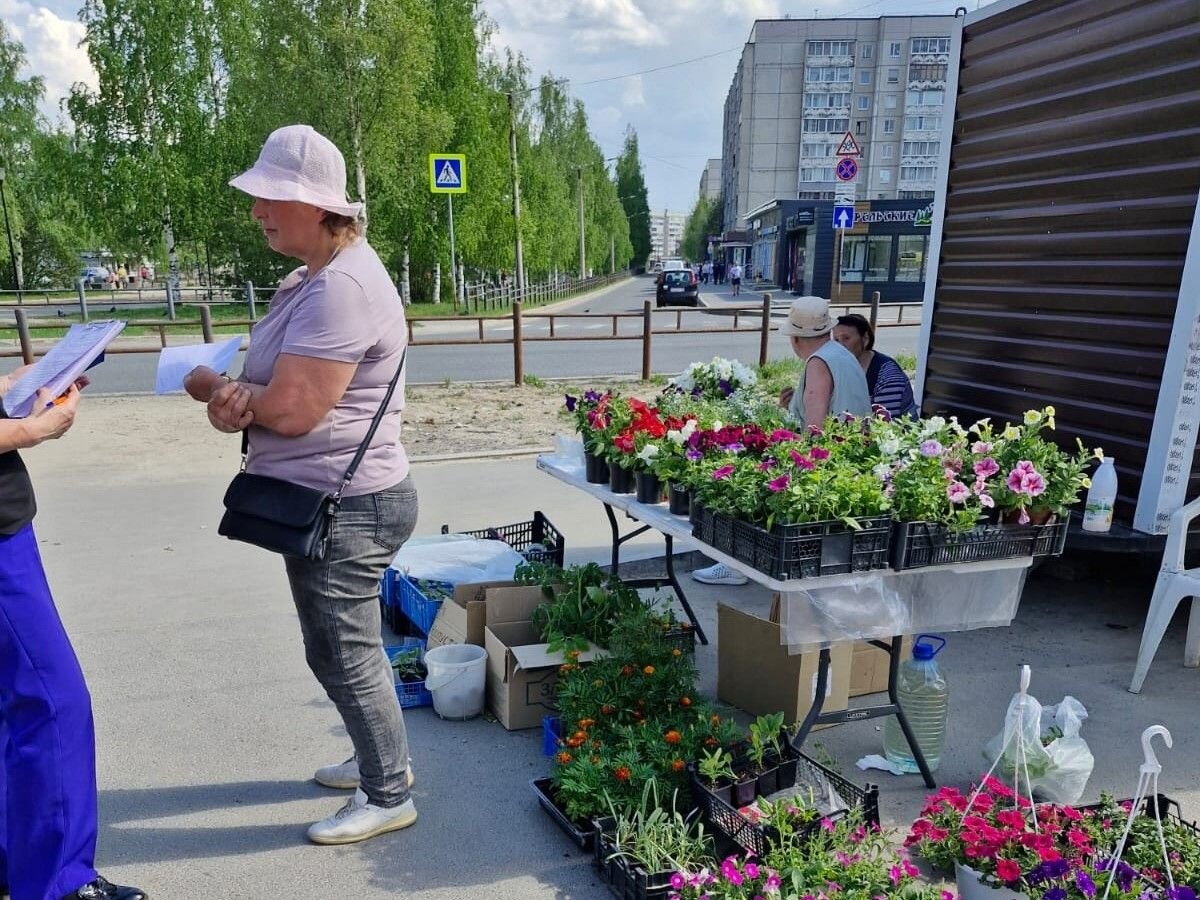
[[667, 356, 760, 402], [564, 390, 617, 483], [646, 415, 701, 514]]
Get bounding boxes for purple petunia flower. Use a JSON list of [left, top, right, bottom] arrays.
[[1045, 889, 1066, 900], [1168, 888, 1198, 900], [584, 390, 602, 403], [718, 378, 734, 396], [564, 394, 578, 412], [1075, 870, 1096, 898], [686, 449, 702, 462], [919, 439, 943, 458]]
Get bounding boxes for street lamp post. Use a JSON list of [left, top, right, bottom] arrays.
[[0, 167, 22, 304]]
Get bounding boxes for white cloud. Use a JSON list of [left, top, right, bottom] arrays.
[[620, 74, 644, 108], [0, 0, 95, 124]]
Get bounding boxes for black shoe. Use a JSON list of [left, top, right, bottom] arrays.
[[63, 876, 148, 900]]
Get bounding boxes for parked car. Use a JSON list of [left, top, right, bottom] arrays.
[[80, 266, 110, 289], [654, 259, 688, 288], [656, 267, 699, 307]]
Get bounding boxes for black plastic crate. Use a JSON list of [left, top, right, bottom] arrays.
[[689, 499, 714, 544], [689, 748, 879, 858], [531, 777, 597, 852], [663, 625, 697, 656], [440, 510, 565, 566], [890, 518, 1069, 571], [594, 817, 679, 900], [1081, 793, 1197, 833]]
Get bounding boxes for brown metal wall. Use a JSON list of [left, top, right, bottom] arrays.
[[922, 0, 1200, 524]]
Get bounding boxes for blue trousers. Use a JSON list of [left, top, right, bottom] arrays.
[[0, 524, 98, 900]]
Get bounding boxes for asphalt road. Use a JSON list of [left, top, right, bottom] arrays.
[[8, 278, 923, 392]]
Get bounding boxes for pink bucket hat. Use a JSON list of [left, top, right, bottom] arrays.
[[229, 124, 363, 218]]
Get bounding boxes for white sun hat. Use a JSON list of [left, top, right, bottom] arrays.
[[229, 124, 363, 218], [778, 295, 834, 337]]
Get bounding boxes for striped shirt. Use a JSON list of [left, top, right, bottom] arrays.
[[866, 352, 918, 418]]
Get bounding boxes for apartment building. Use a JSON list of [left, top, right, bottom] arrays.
[[698, 158, 722, 202], [720, 16, 956, 233], [650, 209, 687, 261]]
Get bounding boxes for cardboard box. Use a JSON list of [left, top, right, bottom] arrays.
[[425, 582, 548, 649], [483, 620, 603, 730], [716, 603, 852, 726], [849, 636, 913, 698]]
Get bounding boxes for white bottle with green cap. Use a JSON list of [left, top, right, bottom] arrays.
[[1082, 457, 1117, 533]]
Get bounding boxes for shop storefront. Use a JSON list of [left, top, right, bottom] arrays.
[[748, 198, 933, 302]]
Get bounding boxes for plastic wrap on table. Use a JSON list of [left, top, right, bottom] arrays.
[[389, 535, 528, 584], [544, 435, 585, 476], [779, 558, 1030, 651]]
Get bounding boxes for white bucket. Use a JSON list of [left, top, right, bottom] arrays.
[[423, 644, 487, 720]]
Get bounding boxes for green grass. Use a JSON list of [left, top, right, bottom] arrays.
[[895, 351, 917, 375], [756, 357, 805, 398], [522, 373, 546, 388], [4, 302, 256, 339]]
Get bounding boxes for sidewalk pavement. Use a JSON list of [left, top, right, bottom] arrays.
[[23, 419, 1200, 899]]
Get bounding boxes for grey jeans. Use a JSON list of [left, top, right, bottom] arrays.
[[284, 475, 418, 807]]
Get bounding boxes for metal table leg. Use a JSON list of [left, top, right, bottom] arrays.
[[602, 503, 709, 645], [789, 636, 935, 788]]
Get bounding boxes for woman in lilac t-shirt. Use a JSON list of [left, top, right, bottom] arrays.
[[185, 125, 418, 847]]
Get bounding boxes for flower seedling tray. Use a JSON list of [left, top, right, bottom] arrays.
[[386, 638, 433, 710], [531, 777, 597, 852], [732, 516, 892, 580], [689, 748, 879, 857], [890, 518, 1068, 571], [381, 573, 453, 636], [594, 816, 679, 900], [439, 510, 566, 567]]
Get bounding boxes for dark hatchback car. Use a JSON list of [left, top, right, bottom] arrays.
[[656, 268, 699, 307]]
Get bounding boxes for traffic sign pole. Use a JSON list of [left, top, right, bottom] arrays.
[[448, 193, 459, 307]]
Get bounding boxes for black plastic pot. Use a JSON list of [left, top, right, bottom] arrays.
[[635, 471, 665, 504], [609, 464, 636, 494], [668, 483, 691, 516], [585, 451, 610, 484], [755, 765, 779, 797], [731, 776, 758, 808]]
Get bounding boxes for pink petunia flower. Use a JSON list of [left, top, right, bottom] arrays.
[[972, 441, 992, 454], [768, 474, 790, 493], [712, 465, 735, 480], [790, 450, 815, 471], [974, 457, 999, 478], [811, 447, 831, 461], [947, 481, 971, 504], [1021, 472, 1046, 496]]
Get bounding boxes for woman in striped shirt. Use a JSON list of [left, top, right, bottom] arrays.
[[832, 314, 918, 419]]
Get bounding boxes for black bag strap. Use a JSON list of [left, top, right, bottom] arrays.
[[237, 346, 408, 501]]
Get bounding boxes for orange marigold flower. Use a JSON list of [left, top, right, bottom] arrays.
[[559, 663, 574, 673], [614, 766, 632, 782], [710, 714, 722, 725], [704, 737, 720, 748], [680, 696, 692, 707], [572, 730, 587, 741], [621, 665, 634, 677], [556, 751, 573, 764], [671, 759, 686, 772], [590, 755, 601, 765], [672, 648, 682, 657], [578, 718, 595, 729], [601, 704, 616, 715], [565, 649, 581, 660], [643, 665, 655, 675], [664, 730, 682, 745]]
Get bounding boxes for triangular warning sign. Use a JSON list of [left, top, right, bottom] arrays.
[[835, 132, 862, 157], [436, 161, 461, 186]]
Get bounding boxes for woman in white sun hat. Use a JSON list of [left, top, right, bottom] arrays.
[[692, 296, 870, 587], [183, 124, 418, 846]]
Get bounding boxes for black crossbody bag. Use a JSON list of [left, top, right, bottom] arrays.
[[218, 349, 407, 560]]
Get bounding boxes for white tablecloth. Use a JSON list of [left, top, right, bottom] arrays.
[[538, 446, 1031, 651]]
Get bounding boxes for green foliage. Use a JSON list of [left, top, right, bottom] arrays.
[[387, 647, 426, 682], [615, 128, 651, 267], [522, 373, 546, 388], [747, 712, 785, 769], [697, 747, 735, 786], [607, 780, 713, 875]]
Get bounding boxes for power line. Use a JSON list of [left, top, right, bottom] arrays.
[[570, 46, 743, 88]]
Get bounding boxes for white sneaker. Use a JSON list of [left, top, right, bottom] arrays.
[[691, 562, 749, 586], [314, 756, 415, 790], [307, 788, 418, 845]]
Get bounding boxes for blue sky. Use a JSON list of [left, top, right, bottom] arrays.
[[6, 0, 991, 213]]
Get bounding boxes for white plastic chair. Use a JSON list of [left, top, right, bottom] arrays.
[[1129, 496, 1200, 693]]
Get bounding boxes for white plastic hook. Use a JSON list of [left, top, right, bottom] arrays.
[[1140, 725, 1172, 775], [1019, 664, 1031, 695]]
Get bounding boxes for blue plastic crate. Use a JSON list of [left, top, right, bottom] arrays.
[[542, 715, 563, 757], [386, 639, 432, 709], [382, 571, 453, 636]]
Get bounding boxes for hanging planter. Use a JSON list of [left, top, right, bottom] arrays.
[[955, 864, 1028, 900]]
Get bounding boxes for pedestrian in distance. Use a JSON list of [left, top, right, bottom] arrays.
[[701, 260, 712, 284], [184, 124, 419, 846], [832, 313, 918, 420], [728, 261, 742, 295], [0, 371, 149, 900]]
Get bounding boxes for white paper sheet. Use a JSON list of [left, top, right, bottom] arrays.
[[3, 320, 126, 417], [154, 337, 244, 394]]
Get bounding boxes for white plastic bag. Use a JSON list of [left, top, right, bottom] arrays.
[[983, 674, 1093, 805], [389, 535, 527, 584]]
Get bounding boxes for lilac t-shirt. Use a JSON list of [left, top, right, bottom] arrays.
[[241, 238, 408, 496]]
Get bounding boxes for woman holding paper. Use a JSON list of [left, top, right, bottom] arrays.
[[0, 371, 148, 900], [184, 125, 417, 847]]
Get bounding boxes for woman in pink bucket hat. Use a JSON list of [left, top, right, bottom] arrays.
[[184, 124, 420, 846]]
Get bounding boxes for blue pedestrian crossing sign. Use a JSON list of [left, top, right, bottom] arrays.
[[429, 154, 467, 194], [833, 205, 856, 229]]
